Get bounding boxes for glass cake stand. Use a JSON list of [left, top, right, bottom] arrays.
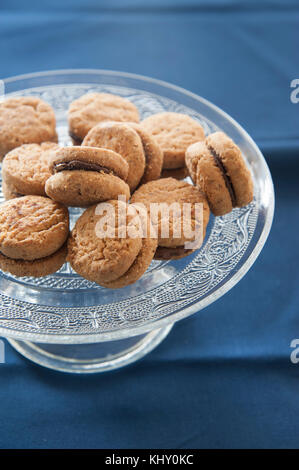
[[0, 70, 274, 373]]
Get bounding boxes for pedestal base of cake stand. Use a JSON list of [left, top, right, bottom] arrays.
[[7, 324, 173, 374]]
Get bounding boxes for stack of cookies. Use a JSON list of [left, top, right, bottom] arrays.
[[0, 92, 254, 288]]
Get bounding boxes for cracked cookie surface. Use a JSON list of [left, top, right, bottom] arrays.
[[100, 206, 157, 288], [0, 97, 57, 159], [67, 200, 144, 284], [0, 195, 69, 260], [83, 122, 145, 192], [2, 142, 59, 197], [142, 112, 205, 170], [68, 92, 139, 142], [131, 177, 210, 258]]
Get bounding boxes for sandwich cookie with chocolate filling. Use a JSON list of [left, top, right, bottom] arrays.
[[0, 196, 69, 277], [186, 131, 254, 216], [0, 97, 58, 160], [68, 199, 157, 288], [85, 121, 163, 185], [141, 112, 205, 176], [68, 92, 140, 144], [2, 142, 60, 199], [45, 146, 130, 207], [131, 177, 210, 260], [83, 122, 146, 192]]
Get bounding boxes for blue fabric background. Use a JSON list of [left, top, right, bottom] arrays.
[[0, 0, 298, 449]]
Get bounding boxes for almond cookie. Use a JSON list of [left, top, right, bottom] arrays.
[[186, 132, 254, 216], [101, 121, 163, 185], [83, 122, 145, 192], [98, 205, 157, 288], [45, 146, 130, 207], [68, 199, 156, 287], [68, 92, 140, 144], [2, 142, 59, 198], [131, 177, 210, 260], [0, 196, 69, 260], [0, 196, 69, 276], [0, 243, 67, 277], [0, 97, 57, 160], [142, 112, 205, 170]]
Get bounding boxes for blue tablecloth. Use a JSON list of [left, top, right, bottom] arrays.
[[0, 0, 298, 449]]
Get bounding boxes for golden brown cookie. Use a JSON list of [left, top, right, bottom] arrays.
[[45, 146, 130, 207], [2, 142, 59, 197], [0, 196, 69, 261], [68, 92, 139, 143], [131, 177, 210, 259], [83, 122, 145, 192], [99, 206, 157, 288], [68, 200, 156, 287], [0, 243, 67, 277], [186, 131, 254, 216], [141, 112, 205, 170], [0, 97, 57, 160]]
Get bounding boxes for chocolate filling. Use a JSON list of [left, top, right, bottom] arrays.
[[69, 132, 83, 145], [207, 145, 236, 207], [54, 160, 117, 177]]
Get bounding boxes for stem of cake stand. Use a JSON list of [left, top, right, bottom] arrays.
[[7, 324, 173, 374]]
